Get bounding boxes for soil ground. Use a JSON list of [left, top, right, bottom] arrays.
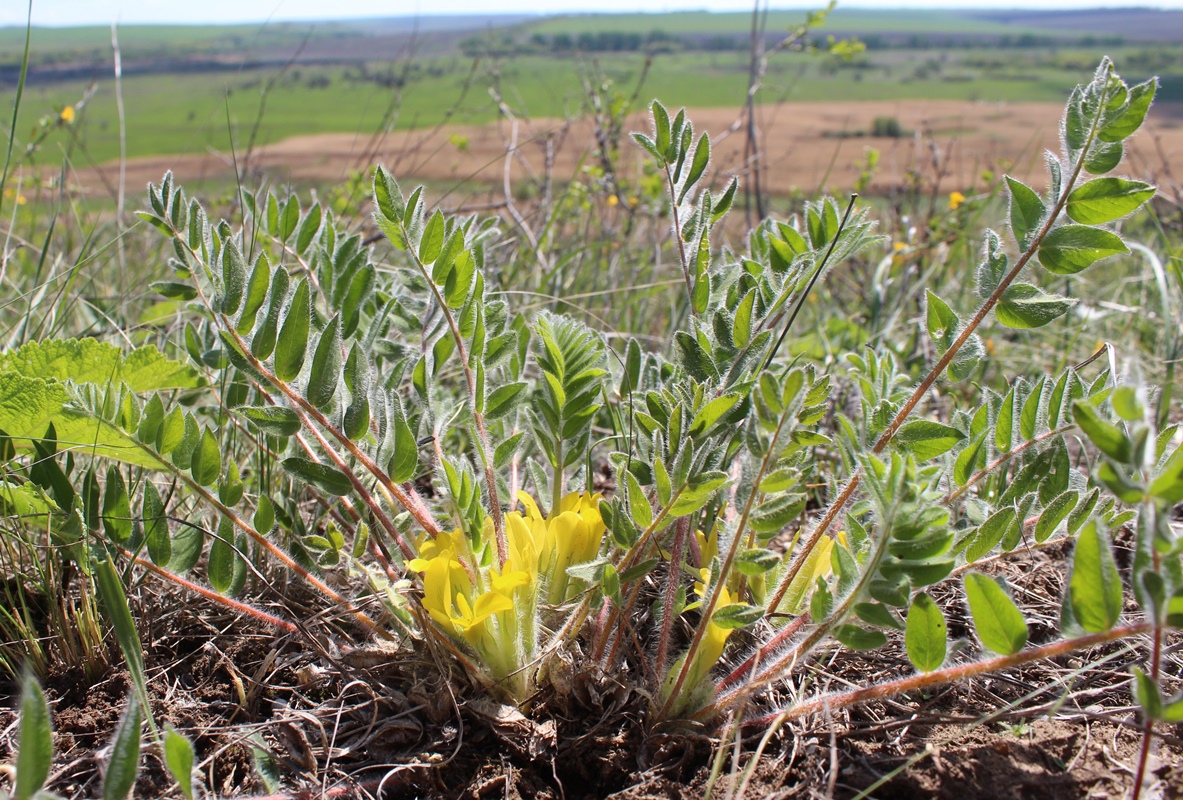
[[0, 533, 1180, 799], [66, 100, 1183, 201]]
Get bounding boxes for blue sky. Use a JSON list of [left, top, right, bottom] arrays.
[[6, 0, 1183, 27]]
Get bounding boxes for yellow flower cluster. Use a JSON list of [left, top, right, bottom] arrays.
[[409, 491, 605, 690]]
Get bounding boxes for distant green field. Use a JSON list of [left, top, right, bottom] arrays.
[[526, 9, 1059, 38], [5, 44, 1162, 165]]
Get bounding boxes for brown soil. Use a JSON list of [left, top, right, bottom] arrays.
[[0, 563, 1180, 800], [67, 101, 1183, 200]]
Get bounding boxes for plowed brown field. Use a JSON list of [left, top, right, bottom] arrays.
[[73, 100, 1183, 198]]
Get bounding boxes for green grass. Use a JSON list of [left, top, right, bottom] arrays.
[[7, 44, 1156, 166], [525, 9, 1064, 37]]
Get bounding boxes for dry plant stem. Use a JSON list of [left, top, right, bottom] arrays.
[[403, 244, 507, 566], [220, 322, 432, 557], [657, 378, 799, 718], [766, 81, 1111, 618], [1132, 544, 1165, 800], [742, 622, 1153, 728], [126, 551, 297, 633]]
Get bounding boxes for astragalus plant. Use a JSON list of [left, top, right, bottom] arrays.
[[2, 57, 1180, 796]]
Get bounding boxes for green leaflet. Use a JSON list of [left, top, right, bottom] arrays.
[[1038, 225, 1128, 275], [163, 726, 196, 800], [274, 278, 311, 382], [905, 593, 947, 673], [894, 419, 965, 460], [964, 572, 1028, 655], [0, 338, 202, 392], [307, 314, 343, 411], [282, 457, 353, 496], [102, 694, 142, 800], [1069, 520, 1123, 633], [995, 283, 1075, 329], [14, 675, 53, 800], [1065, 178, 1154, 225], [1006, 176, 1046, 249]]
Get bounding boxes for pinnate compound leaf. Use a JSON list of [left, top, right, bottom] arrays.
[[1066, 178, 1154, 225], [905, 593, 947, 672], [1038, 225, 1127, 275], [995, 283, 1075, 329], [1070, 520, 1123, 633], [274, 278, 311, 382], [895, 420, 965, 460], [964, 572, 1028, 655], [15, 674, 53, 800], [102, 694, 142, 800], [282, 457, 353, 496]]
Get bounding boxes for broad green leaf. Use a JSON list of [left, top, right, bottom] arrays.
[[372, 165, 404, 222], [624, 470, 652, 529], [925, 290, 958, 348], [163, 726, 196, 800], [1006, 176, 1046, 248], [282, 457, 353, 496], [219, 460, 244, 506], [15, 675, 53, 800], [653, 100, 671, 159], [251, 266, 290, 360], [1084, 139, 1123, 174], [995, 283, 1075, 329], [1038, 225, 1128, 275], [669, 473, 729, 518], [953, 431, 987, 486], [895, 419, 965, 460], [1066, 178, 1154, 225], [712, 602, 764, 629], [190, 428, 221, 487], [419, 209, 445, 265], [1072, 400, 1133, 462], [485, 381, 527, 420], [736, 548, 781, 576], [905, 593, 947, 672], [1149, 442, 1183, 503], [833, 624, 887, 651], [854, 602, 904, 630], [274, 278, 311, 382], [690, 393, 739, 436], [221, 239, 246, 315], [208, 517, 237, 594], [237, 253, 271, 334], [0, 338, 202, 392], [102, 694, 142, 800], [389, 405, 418, 483], [678, 131, 711, 203], [280, 196, 300, 242], [143, 482, 171, 566], [1070, 520, 1123, 633], [254, 495, 276, 534], [964, 572, 1028, 655], [1034, 490, 1078, 543], [102, 465, 132, 543], [1111, 386, 1144, 422], [295, 203, 322, 255], [1099, 78, 1156, 142], [239, 406, 301, 437], [342, 344, 372, 441], [307, 314, 342, 411]]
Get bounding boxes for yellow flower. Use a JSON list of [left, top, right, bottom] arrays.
[[893, 241, 907, 252], [59, 106, 75, 124], [607, 194, 619, 207], [505, 491, 606, 603], [948, 191, 967, 210]]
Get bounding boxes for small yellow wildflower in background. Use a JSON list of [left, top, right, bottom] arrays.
[[607, 194, 619, 207], [948, 191, 966, 210], [59, 106, 75, 124]]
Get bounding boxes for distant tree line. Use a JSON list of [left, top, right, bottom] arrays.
[[458, 29, 1127, 58]]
